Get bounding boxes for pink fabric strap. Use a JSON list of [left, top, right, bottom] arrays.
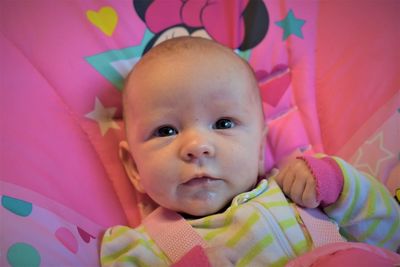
[[173, 245, 211, 267], [296, 207, 345, 248], [142, 207, 209, 264], [297, 156, 344, 207]]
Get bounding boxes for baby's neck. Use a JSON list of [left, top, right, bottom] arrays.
[[179, 202, 231, 220]]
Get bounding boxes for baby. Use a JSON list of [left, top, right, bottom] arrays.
[[101, 37, 400, 266]]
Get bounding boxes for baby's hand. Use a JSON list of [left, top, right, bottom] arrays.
[[274, 158, 320, 208], [205, 246, 236, 267]]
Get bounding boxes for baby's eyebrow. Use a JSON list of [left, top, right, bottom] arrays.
[[210, 96, 252, 110], [133, 109, 175, 126], [206, 89, 229, 99]]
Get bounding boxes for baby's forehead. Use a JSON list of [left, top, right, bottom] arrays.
[[123, 37, 260, 107], [129, 38, 255, 85]]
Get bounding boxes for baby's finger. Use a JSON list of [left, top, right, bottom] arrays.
[[282, 169, 296, 197], [290, 175, 306, 205], [302, 178, 319, 208], [274, 166, 287, 188]]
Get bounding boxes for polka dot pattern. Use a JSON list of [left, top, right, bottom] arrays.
[[1, 190, 99, 266], [1, 195, 33, 217], [1, 194, 96, 264], [55, 227, 78, 254], [7, 242, 41, 267]]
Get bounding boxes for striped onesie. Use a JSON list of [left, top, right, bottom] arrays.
[[101, 157, 400, 266]]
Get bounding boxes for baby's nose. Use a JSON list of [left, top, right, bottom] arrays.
[[180, 135, 215, 161]]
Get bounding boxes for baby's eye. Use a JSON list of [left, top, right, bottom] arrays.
[[153, 126, 178, 137], [213, 118, 235, 130]]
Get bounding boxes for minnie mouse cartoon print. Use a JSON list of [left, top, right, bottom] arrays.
[[133, 0, 269, 54]]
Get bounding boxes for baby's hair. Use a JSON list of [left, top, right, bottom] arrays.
[[126, 36, 258, 86], [122, 37, 263, 122]]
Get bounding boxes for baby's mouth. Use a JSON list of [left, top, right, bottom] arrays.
[[183, 177, 218, 187], [180, 175, 223, 201], [184, 176, 216, 186]]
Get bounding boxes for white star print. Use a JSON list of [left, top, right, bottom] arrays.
[[85, 97, 120, 136], [353, 132, 395, 176]]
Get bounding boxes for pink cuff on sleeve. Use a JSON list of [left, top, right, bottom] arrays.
[[173, 245, 211, 267], [297, 156, 344, 207]]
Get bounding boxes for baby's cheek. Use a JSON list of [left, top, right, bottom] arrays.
[[228, 156, 259, 185]]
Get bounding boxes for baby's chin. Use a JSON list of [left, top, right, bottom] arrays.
[[178, 201, 231, 219]]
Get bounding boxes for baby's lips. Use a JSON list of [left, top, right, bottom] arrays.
[[182, 175, 221, 187]]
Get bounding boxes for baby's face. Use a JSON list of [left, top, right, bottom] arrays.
[[122, 49, 265, 216]]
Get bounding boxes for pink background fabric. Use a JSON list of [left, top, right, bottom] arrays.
[[1, 0, 399, 265]]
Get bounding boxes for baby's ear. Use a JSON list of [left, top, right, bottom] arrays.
[[119, 140, 145, 193]]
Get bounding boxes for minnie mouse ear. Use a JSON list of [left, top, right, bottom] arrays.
[[133, 0, 153, 22], [239, 0, 269, 51]]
